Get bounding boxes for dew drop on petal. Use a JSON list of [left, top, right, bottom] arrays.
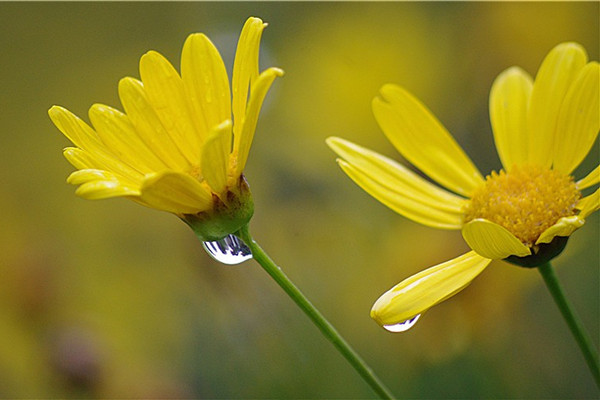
[[202, 234, 253, 265], [383, 314, 421, 333]]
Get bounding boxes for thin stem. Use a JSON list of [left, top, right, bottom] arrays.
[[538, 261, 599, 387], [236, 225, 395, 399]]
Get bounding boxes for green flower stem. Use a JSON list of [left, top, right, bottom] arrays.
[[538, 261, 599, 387], [237, 225, 395, 399]]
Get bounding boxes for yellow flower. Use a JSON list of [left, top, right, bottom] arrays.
[[327, 42, 599, 329], [49, 17, 283, 241]]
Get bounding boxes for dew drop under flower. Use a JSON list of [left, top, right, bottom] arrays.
[[328, 42, 599, 329], [49, 17, 283, 241]]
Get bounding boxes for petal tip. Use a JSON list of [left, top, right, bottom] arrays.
[[369, 307, 385, 327], [48, 105, 69, 120], [325, 136, 345, 150], [555, 41, 586, 54], [48, 104, 62, 115]]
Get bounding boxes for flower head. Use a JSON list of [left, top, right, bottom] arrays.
[[327, 42, 599, 328], [49, 17, 283, 241]]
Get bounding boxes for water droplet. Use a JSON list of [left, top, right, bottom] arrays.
[[383, 314, 421, 333], [202, 234, 252, 265]]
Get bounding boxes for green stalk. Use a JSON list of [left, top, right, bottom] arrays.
[[538, 261, 599, 387], [236, 225, 395, 399]]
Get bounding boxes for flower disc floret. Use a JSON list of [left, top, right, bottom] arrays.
[[465, 165, 581, 247]]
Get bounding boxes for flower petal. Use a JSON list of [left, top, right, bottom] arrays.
[[62, 147, 93, 170], [576, 188, 600, 219], [552, 62, 600, 174], [337, 159, 465, 229], [462, 219, 531, 259], [489, 67, 533, 171], [201, 120, 232, 194], [370, 251, 492, 327], [118, 77, 190, 170], [139, 50, 201, 164], [139, 171, 213, 214], [326, 136, 468, 214], [528, 43, 588, 167], [181, 33, 231, 138], [232, 17, 266, 139], [88, 104, 168, 173], [67, 169, 123, 185], [536, 216, 585, 245], [49, 106, 104, 154], [372, 84, 484, 197], [62, 147, 142, 184], [577, 165, 600, 190], [74, 179, 140, 200], [233, 67, 283, 177], [51, 107, 144, 182], [67, 168, 141, 198]]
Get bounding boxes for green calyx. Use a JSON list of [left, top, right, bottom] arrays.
[[504, 236, 570, 268], [181, 175, 254, 242]]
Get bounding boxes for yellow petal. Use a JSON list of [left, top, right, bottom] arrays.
[[536, 216, 585, 245], [201, 120, 232, 194], [337, 159, 465, 229], [67, 169, 120, 185], [139, 50, 201, 164], [489, 67, 533, 171], [63, 147, 94, 170], [49, 106, 104, 154], [67, 168, 141, 197], [326, 136, 468, 214], [233, 67, 283, 177], [118, 77, 190, 170], [181, 33, 231, 138], [74, 180, 140, 200], [577, 165, 600, 190], [232, 17, 266, 140], [576, 188, 600, 219], [372, 84, 484, 197], [552, 62, 600, 174], [62, 147, 142, 184], [370, 251, 491, 327], [51, 107, 144, 182], [462, 219, 531, 259], [139, 171, 213, 214], [88, 104, 168, 173], [528, 42, 588, 167]]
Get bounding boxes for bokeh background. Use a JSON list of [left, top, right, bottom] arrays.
[[0, 2, 598, 398]]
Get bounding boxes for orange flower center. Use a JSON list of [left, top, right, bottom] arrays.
[[465, 165, 581, 247]]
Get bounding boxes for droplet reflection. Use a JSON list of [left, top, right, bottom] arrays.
[[202, 234, 253, 265], [383, 314, 421, 333]]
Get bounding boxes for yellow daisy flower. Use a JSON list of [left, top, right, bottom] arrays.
[[49, 17, 283, 241], [328, 42, 599, 330]]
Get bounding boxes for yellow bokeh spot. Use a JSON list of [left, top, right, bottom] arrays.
[[465, 165, 581, 247]]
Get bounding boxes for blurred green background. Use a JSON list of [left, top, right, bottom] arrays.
[[0, 2, 598, 398]]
